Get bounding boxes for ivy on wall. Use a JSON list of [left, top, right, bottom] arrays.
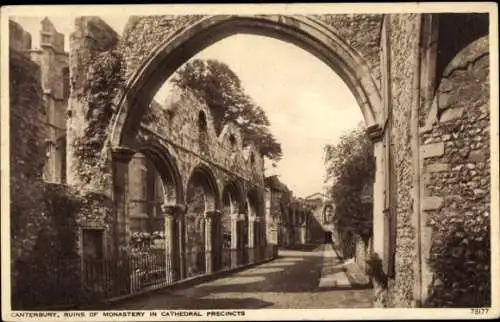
[[12, 184, 113, 309], [72, 49, 124, 188]]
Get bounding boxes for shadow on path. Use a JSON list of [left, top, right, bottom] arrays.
[[109, 244, 372, 309]]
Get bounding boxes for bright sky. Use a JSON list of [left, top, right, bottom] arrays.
[[13, 16, 364, 198]]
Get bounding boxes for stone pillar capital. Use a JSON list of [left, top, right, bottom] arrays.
[[249, 215, 261, 222], [161, 204, 187, 217], [366, 124, 384, 142], [111, 146, 135, 162], [205, 210, 222, 219]]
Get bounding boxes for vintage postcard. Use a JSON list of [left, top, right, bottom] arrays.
[[1, 3, 499, 321]]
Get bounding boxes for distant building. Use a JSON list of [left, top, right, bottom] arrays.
[[11, 18, 70, 184], [264, 176, 322, 247]]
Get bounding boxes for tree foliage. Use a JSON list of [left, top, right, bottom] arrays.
[[170, 59, 282, 161], [324, 124, 375, 240]]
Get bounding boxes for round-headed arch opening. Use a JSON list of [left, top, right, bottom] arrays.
[[127, 142, 184, 239], [112, 15, 382, 149]]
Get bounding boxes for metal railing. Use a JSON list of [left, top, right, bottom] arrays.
[[12, 257, 82, 309], [83, 249, 173, 300], [18, 244, 279, 309]]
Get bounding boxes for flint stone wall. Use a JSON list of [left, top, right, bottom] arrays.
[[419, 35, 490, 307]]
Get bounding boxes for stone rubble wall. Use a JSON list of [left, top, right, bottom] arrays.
[[315, 14, 383, 92], [67, 16, 121, 191], [9, 22, 47, 261], [419, 35, 490, 307], [141, 87, 265, 188], [386, 13, 419, 307], [120, 15, 205, 80]]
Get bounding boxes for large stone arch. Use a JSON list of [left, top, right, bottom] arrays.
[[222, 180, 245, 214], [110, 14, 383, 149], [220, 179, 245, 264], [185, 163, 221, 211], [133, 139, 184, 206]]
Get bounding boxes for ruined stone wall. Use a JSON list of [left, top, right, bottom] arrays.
[[419, 35, 490, 307], [9, 20, 32, 52], [139, 86, 265, 192], [386, 14, 420, 307], [264, 189, 277, 244], [68, 16, 121, 191], [315, 14, 383, 91], [9, 26, 47, 261], [10, 21, 115, 308], [120, 15, 204, 80]]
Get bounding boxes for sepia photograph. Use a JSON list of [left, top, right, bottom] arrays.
[[1, 3, 499, 320]]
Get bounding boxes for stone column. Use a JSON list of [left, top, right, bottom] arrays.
[[111, 146, 135, 255], [366, 124, 388, 308], [204, 210, 220, 274], [178, 211, 187, 280], [248, 215, 257, 263], [367, 125, 385, 258], [161, 204, 185, 282], [300, 224, 307, 244], [230, 213, 240, 268]]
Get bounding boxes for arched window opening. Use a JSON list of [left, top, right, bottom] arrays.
[[198, 111, 208, 133], [221, 188, 233, 254], [198, 111, 209, 155], [229, 134, 237, 151]]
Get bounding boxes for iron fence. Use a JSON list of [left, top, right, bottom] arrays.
[[83, 249, 173, 299], [12, 257, 82, 309], [15, 244, 279, 309]]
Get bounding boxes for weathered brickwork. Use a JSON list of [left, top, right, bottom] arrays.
[[420, 35, 490, 307], [386, 14, 419, 307]]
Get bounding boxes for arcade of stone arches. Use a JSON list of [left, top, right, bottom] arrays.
[[126, 149, 266, 279]]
